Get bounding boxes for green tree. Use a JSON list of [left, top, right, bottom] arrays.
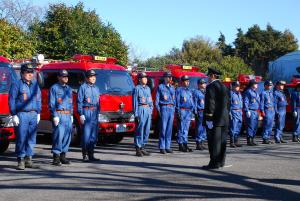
[[217, 32, 235, 56], [234, 24, 298, 77], [0, 19, 35, 59], [29, 2, 128, 65]]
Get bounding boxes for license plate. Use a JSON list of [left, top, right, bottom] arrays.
[[116, 124, 127, 133]]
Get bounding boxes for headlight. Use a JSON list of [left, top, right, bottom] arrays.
[[1, 115, 14, 127], [98, 114, 109, 123], [129, 114, 135, 122]]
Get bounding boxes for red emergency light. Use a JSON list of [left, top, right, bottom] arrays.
[[291, 75, 300, 84], [73, 54, 117, 64], [238, 74, 262, 83], [165, 64, 200, 73]]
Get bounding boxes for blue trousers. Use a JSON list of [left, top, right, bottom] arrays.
[[246, 110, 259, 138], [15, 112, 37, 158], [82, 109, 99, 151], [159, 106, 175, 149], [52, 113, 72, 154], [274, 110, 286, 141], [262, 109, 275, 140], [177, 109, 192, 144], [134, 107, 151, 148], [229, 110, 243, 139], [293, 108, 300, 136], [195, 111, 206, 142]]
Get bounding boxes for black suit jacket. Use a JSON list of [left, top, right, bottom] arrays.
[[204, 80, 230, 126]]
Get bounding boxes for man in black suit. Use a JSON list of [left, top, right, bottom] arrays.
[[203, 67, 230, 169]]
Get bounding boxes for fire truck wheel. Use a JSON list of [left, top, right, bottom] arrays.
[[0, 140, 9, 153]]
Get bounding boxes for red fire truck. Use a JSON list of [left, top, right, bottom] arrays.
[[38, 54, 135, 144], [131, 64, 208, 136], [0, 56, 17, 153]]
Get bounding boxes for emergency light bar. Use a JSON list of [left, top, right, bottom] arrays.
[[73, 54, 117, 64], [238, 74, 262, 83], [165, 64, 200, 72]]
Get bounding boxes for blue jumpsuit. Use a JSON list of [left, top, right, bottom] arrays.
[[176, 87, 195, 144], [291, 90, 300, 137], [244, 88, 260, 138], [49, 83, 73, 155], [133, 85, 153, 148], [273, 89, 287, 141], [229, 90, 243, 140], [260, 89, 275, 140], [193, 89, 206, 143], [9, 79, 41, 158], [155, 83, 175, 150], [77, 83, 100, 151]]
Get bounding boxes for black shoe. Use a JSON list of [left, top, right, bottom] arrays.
[[24, 156, 33, 168], [135, 147, 143, 157], [202, 164, 220, 170], [251, 137, 258, 146], [196, 142, 205, 150], [16, 157, 25, 170], [275, 140, 281, 144], [292, 136, 298, 142], [179, 144, 185, 152], [52, 154, 62, 166], [166, 149, 173, 153], [247, 137, 253, 146], [184, 144, 193, 152], [82, 150, 89, 162], [262, 139, 271, 144], [60, 152, 71, 165], [280, 138, 287, 143], [160, 149, 166, 154], [88, 151, 100, 161], [230, 143, 236, 148], [234, 138, 242, 147], [141, 148, 150, 156]]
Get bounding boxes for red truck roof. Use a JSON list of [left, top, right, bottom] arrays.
[[0, 56, 10, 63]]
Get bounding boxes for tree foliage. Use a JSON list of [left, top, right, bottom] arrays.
[[0, 19, 35, 59], [29, 2, 128, 65], [234, 24, 298, 76]]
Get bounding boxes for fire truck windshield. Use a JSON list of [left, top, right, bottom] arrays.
[[0, 63, 17, 93], [94, 69, 134, 95]]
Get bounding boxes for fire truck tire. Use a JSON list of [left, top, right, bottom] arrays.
[[0, 140, 9, 153]]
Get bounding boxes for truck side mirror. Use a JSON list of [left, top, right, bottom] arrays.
[[37, 72, 44, 88]]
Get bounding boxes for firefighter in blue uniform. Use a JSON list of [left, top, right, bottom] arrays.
[[9, 63, 41, 170], [77, 70, 101, 161], [49, 70, 73, 166], [193, 78, 207, 150], [176, 75, 194, 152], [291, 83, 300, 142], [155, 72, 175, 154], [260, 80, 275, 144], [273, 80, 287, 143], [133, 72, 153, 157], [229, 81, 243, 148], [244, 79, 260, 146]]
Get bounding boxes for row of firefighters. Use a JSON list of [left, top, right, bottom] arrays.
[[7, 63, 300, 170]]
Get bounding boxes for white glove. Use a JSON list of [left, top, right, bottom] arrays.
[[80, 115, 85, 125], [206, 121, 213, 129], [53, 117, 60, 127], [71, 116, 73, 123], [293, 111, 297, 117], [37, 114, 40, 124], [12, 115, 20, 126], [246, 111, 251, 118]]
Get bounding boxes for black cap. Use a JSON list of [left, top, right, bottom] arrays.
[[163, 72, 172, 78], [249, 79, 258, 86], [197, 78, 206, 84], [86, 70, 97, 77], [181, 75, 189, 81], [231, 81, 240, 87], [207, 67, 222, 76], [20, 63, 34, 73], [138, 72, 147, 79], [58, 69, 68, 77], [276, 80, 286, 85], [264, 80, 273, 86]]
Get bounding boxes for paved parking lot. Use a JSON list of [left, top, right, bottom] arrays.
[[0, 134, 300, 201]]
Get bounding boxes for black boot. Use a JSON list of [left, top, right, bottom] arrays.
[[234, 137, 242, 147], [60, 152, 71, 165], [141, 148, 150, 156], [280, 137, 287, 143], [160, 149, 166, 154], [88, 150, 100, 161], [16, 157, 25, 170], [52, 154, 62, 166], [262, 139, 271, 144], [24, 156, 33, 168], [184, 144, 193, 152], [251, 137, 258, 146], [247, 137, 253, 146], [136, 147, 143, 157], [292, 135, 299, 142], [196, 141, 202, 150], [82, 150, 89, 162], [179, 144, 185, 152], [230, 137, 236, 148]]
